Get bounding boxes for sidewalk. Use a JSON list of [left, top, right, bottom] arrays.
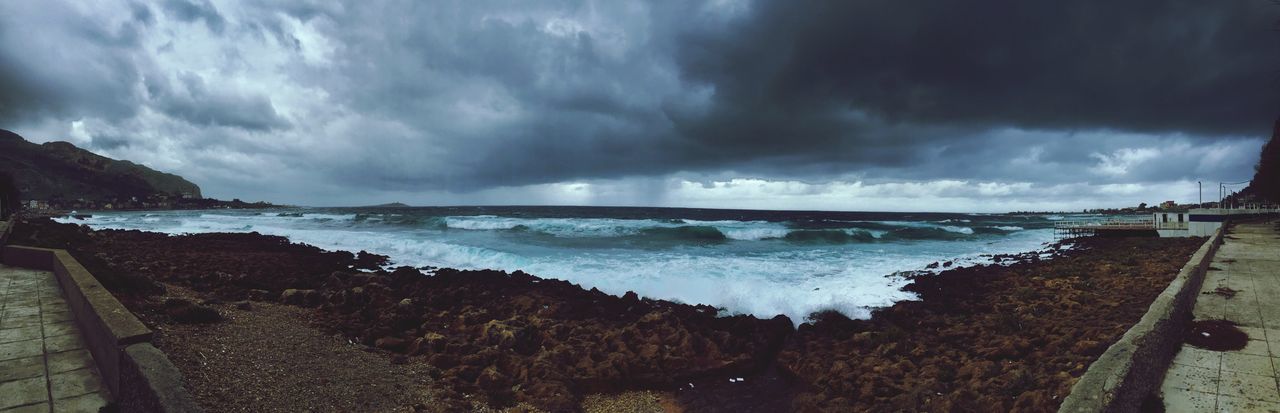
[[1160, 220, 1280, 412], [0, 264, 110, 412]]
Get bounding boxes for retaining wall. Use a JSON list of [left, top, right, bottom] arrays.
[[1057, 227, 1225, 412], [1, 242, 201, 412]]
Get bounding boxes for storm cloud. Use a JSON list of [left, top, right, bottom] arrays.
[[0, 0, 1274, 210]]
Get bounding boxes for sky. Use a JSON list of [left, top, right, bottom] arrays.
[[0, 0, 1276, 212]]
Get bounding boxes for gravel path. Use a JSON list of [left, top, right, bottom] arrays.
[[153, 286, 441, 412]]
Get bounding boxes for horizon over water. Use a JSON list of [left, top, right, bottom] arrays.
[[58, 206, 1107, 325]]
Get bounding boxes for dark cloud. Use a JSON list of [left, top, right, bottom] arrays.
[[89, 133, 132, 150], [301, 0, 1275, 193], [161, 0, 225, 33], [146, 72, 289, 131], [0, 1, 1272, 207], [675, 1, 1279, 139], [0, 3, 146, 124]]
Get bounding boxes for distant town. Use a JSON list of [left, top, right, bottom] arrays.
[[21, 193, 279, 213]]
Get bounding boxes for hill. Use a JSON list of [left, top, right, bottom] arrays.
[[0, 129, 202, 203]]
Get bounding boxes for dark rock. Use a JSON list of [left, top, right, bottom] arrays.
[[354, 250, 390, 270], [375, 337, 408, 352], [280, 289, 320, 306], [163, 299, 223, 324], [247, 289, 272, 301]]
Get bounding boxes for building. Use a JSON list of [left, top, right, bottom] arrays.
[[1160, 200, 1177, 209], [26, 200, 49, 210]]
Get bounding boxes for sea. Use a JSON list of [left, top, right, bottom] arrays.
[[56, 206, 1102, 324]]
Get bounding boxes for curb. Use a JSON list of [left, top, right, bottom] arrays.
[[1, 239, 202, 412], [1057, 227, 1225, 412]]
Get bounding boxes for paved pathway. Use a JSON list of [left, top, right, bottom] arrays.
[[1161, 219, 1280, 412], [0, 265, 110, 412]]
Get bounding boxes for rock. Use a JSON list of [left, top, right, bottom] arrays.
[[354, 250, 390, 270], [375, 337, 408, 352], [409, 332, 448, 355], [233, 301, 253, 310], [349, 274, 379, 286], [477, 367, 509, 391], [163, 299, 223, 324], [482, 319, 538, 354], [280, 289, 320, 306], [246, 289, 272, 301]]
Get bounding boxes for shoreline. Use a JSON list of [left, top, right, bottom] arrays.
[[7, 217, 1205, 411], [51, 208, 1062, 324]]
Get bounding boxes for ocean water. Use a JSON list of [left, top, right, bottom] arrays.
[[58, 206, 1092, 324]]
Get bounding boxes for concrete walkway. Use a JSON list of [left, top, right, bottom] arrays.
[[1161, 220, 1280, 412], [0, 265, 110, 412]]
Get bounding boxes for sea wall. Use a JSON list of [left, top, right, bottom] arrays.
[[1057, 227, 1224, 412], [0, 243, 201, 413]]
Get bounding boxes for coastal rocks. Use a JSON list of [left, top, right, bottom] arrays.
[[408, 332, 448, 355], [354, 250, 390, 270], [163, 298, 223, 324], [481, 319, 538, 354], [310, 267, 795, 411], [247, 289, 272, 301], [769, 237, 1206, 412], [374, 337, 409, 352], [280, 289, 322, 306]]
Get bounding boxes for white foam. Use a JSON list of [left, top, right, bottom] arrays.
[[683, 219, 791, 240], [720, 227, 791, 240], [444, 216, 664, 237], [938, 225, 975, 234]]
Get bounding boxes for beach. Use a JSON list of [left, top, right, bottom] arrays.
[[8, 216, 1203, 412]]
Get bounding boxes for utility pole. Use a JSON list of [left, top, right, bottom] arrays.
[[1198, 181, 1202, 207], [1220, 183, 1224, 209]]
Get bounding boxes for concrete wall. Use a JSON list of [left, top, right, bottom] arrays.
[[1189, 221, 1219, 237], [0, 244, 201, 412], [1058, 227, 1224, 412], [1156, 229, 1191, 238]]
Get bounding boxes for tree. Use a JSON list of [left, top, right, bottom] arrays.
[[1138, 202, 1147, 210], [1242, 119, 1280, 204], [0, 172, 19, 220]]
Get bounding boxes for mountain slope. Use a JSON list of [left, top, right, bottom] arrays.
[[0, 129, 201, 201]]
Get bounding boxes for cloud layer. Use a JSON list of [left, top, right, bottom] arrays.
[[0, 1, 1273, 211]]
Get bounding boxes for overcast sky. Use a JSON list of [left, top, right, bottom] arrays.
[[1, 1, 1275, 212]]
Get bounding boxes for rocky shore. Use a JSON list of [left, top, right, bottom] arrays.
[[7, 217, 1204, 412]]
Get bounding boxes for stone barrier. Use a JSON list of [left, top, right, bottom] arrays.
[[1058, 227, 1224, 412], [1, 243, 201, 412]]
